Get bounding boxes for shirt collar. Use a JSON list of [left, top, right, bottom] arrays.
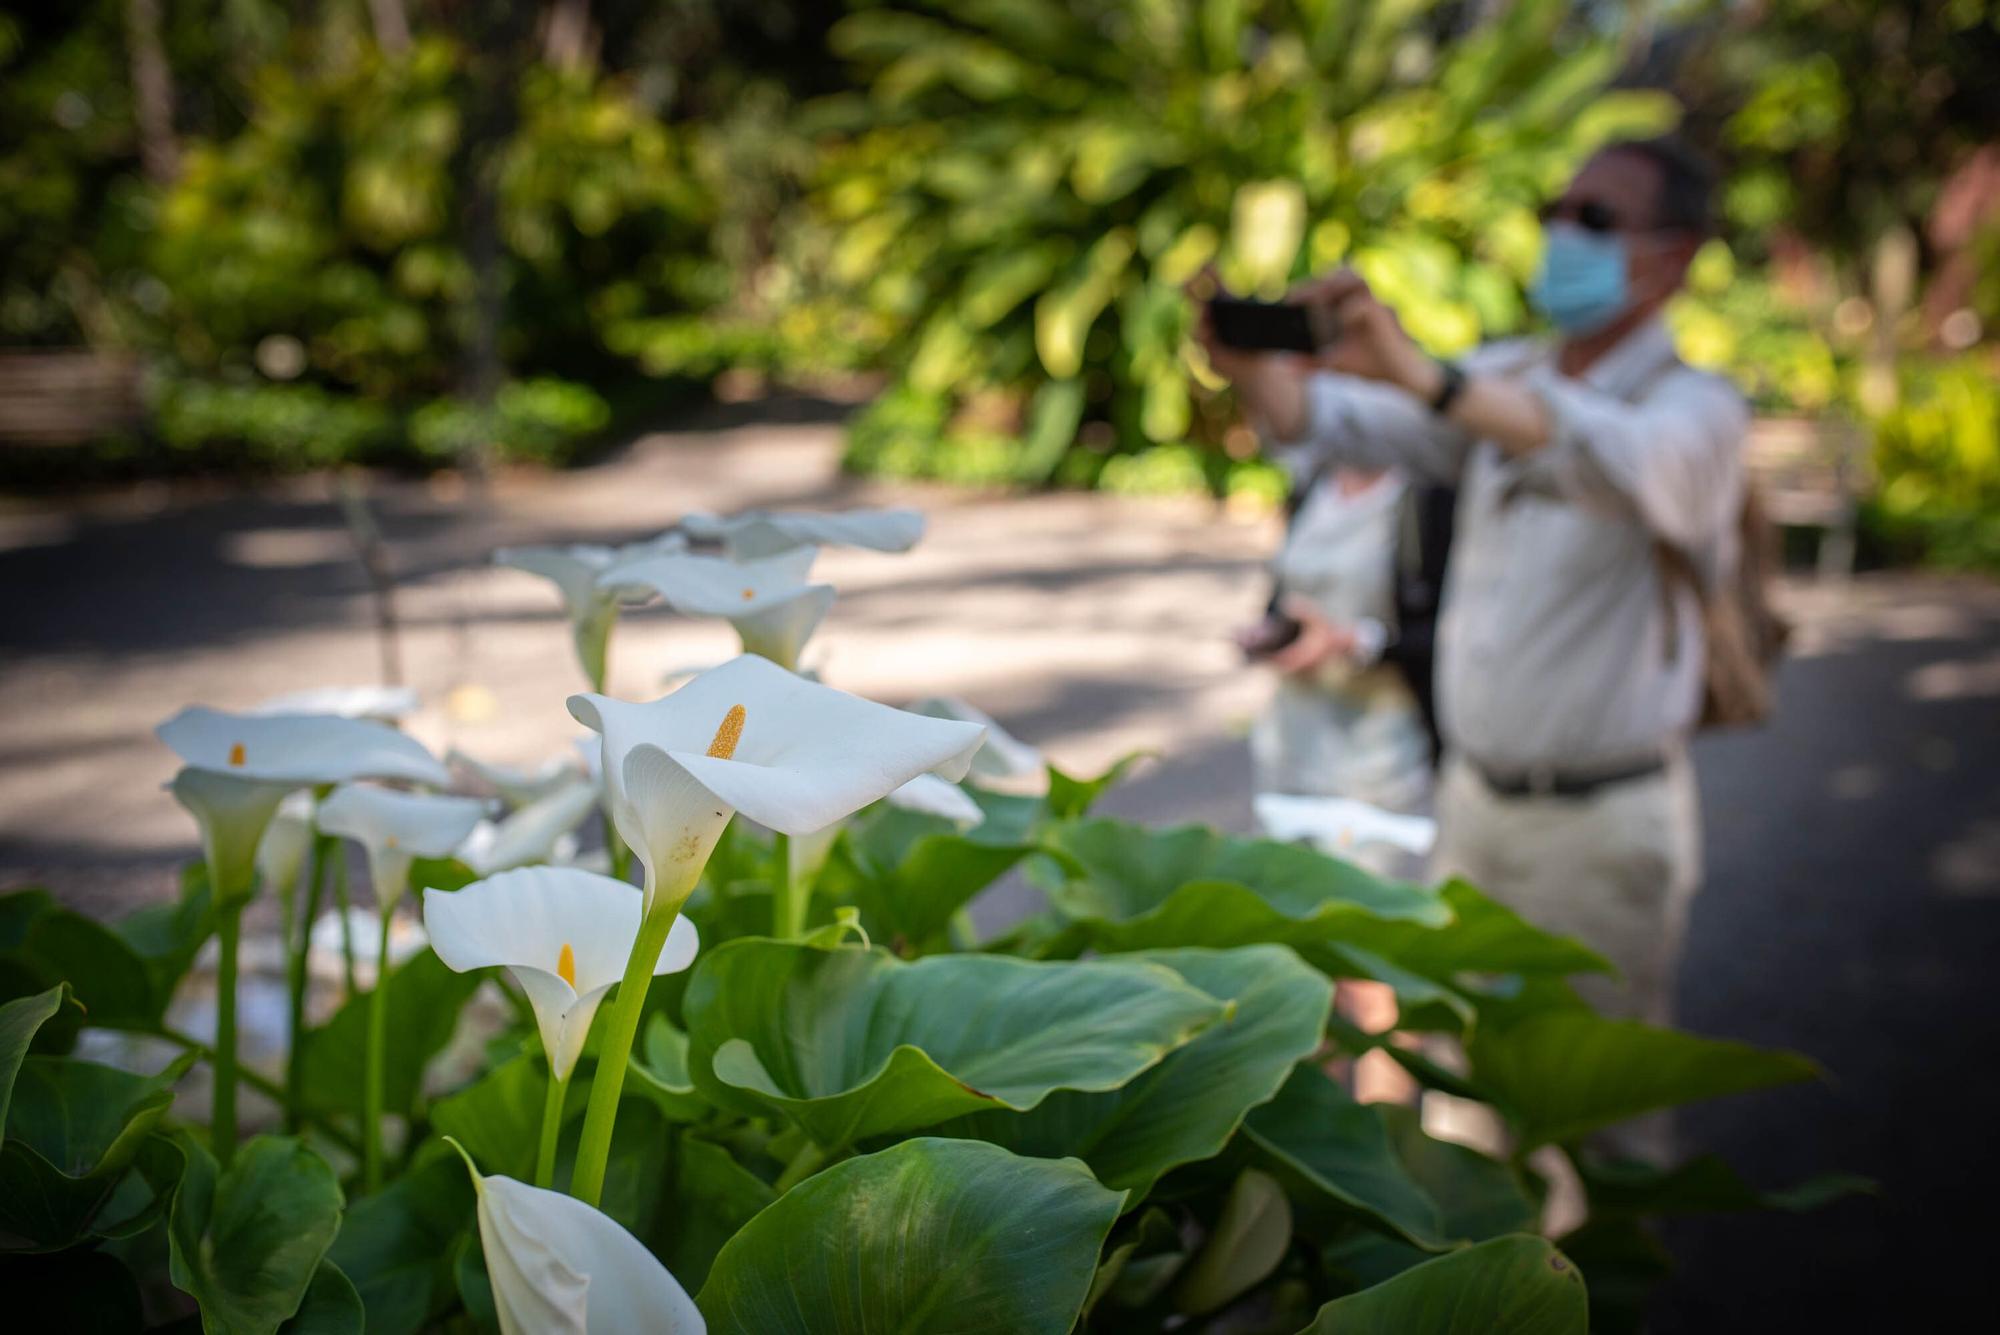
[[1572, 315, 1679, 397]]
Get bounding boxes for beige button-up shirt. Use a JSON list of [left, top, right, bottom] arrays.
[[1288, 317, 1748, 770]]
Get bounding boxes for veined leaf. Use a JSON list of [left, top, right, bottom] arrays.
[[169, 1136, 345, 1335], [327, 1145, 473, 1335], [1293, 1233, 1588, 1334], [697, 1138, 1122, 1334], [299, 948, 480, 1119], [683, 940, 1225, 1148]]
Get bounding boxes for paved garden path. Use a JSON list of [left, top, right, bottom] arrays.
[[3, 402, 1995, 1328]]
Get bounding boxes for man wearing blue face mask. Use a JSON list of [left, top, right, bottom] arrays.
[[1201, 138, 1746, 1103]]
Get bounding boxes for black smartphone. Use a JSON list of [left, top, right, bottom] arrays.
[[1207, 296, 1340, 354], [1238, 611, 1304, 660]]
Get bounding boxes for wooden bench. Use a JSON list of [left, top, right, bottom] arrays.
[[1745, 415, 1868, 578], [0, 350, 145, 446]]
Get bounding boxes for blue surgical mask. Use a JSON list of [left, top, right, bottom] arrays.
[[1530, 222, 1629, 335]]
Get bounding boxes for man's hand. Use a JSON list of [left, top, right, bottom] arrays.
[[1267, 596, 1360, 677], [1291, 270, 1442, 401], [1190, 272, 1316, 442]]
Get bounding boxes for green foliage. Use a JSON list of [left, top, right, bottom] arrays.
[[168, 1135, 347, 1334], [1294, 1233, 1589, 1334], [1867, 355, 2000, 568], [696, 1137, 1125, 1333], [821, 0, 1674, 487]]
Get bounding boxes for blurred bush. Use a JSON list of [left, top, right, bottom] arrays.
[[809, 0, 1675, 491]]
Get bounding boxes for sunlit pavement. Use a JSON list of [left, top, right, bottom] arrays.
[[3, 404, 1996, 1328]]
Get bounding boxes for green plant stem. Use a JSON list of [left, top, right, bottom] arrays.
[[157, 1027, 360, 1154], [333, 847, 358, 996], [212, 900, 244, 1168], [362, 909, 393, 1193], [568, 903, 676, 1207], [285, 835, 331, 1133], [772, 831, 804, 938], [775, 1138, 833, 1193], [535, 1066, 568, 1189]]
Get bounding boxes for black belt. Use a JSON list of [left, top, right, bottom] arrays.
[[1468, 753, 1667, 799]]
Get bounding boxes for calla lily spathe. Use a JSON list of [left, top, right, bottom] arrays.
[[426, 867, 698, 1080], [907, 695, 1046, 787], [680, 505, 924, 560], [567, 653, 985, 914], [884, 772, 985, 827], [448, 747, 586, 809], [456, 778, 600, 876], [317, 783, 488, 910], [159, 706, 451, 788], [253, 684, 422, 723], [605, 548, 835, 671], [451, 1145, 705, 1334], [255, 790, 317, 902], [495, 542, 670, 689]]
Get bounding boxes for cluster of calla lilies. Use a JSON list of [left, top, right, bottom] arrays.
[[154, 506, 1035, 1333]]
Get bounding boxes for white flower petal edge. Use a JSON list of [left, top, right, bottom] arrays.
[[680, 506, 925, 559], [884, 772, 985, 827], [318, 784, 488, 909], [1252, 792, 1438, 856], [453, 1147, 705, 1335], [252, 685, 421, 723], [568, 654, 985, 911], [448, 747, 585, 809], [906, 695, 1046, 783], [158, 706, 450, 787], [456, 778, 600, 875], [604, 550, 833, 670], [425, 867, 697, 1079], [255, 790, 317, 900], [170, 768, 294, 901]]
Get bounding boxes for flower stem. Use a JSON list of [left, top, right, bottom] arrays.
[[772, 831, 804, 938], [158, 1027, 358, 1153], [568, 904, 675, 1207], [285, 834, 330, 1133], [775, 1138, 832, 1193], [535, 1065, 569, 1189], [362, 908, 393, 1193], [333, 848, 358, 996], [212, 900, 244, 1167]]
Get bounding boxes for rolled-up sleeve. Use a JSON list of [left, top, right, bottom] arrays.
[[1289, 374, 1473, 485], [1522, 364, 1749, 555]]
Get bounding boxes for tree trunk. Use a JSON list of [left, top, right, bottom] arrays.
[[368, 0, 412, 55], [124, 0, 179, 184]]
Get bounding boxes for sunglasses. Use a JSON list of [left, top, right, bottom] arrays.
[[1538, 199, 1627, 234]]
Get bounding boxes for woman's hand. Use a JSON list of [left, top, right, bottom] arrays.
[[1267, 596, 1360, 677]]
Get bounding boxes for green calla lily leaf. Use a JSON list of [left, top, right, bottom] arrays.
[[430, 1052, 547, 1185], [114, 862, 219, 1019], [1293, 1233, 1589, 1334], [697, 1137, 1123, 1334], [1468, 1012, 1820, 1148], [1310, 879, 1612, 984], [0, 889, 161, 1035], [684, 939, 1225, 1148], [948, 945, 1333, 1198], [819, 804, 1033, 947], [280, 1261, 365, 1335], [169, 1135, 345, 1335], [629, 1013, 710, 1123], [300, 948, 480, 1119], [1041, 819, 1449, 954], [1171, 1167, 1293, 1316], [326, 1145, 474, 1335], [1044, 752, 1148, 820], [1244, 1063, 1535, 1250], [1, 983, 71, 1120], [1575, 1151, 1872, 1220], [0, 1046, 196, 1250], [645, 1131, 778, 1293]]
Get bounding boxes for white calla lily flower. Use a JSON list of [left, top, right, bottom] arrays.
[[680, 506, 925, 559], [567, 654, 985, 915], [604, 548, 834, 671], [158, 706, 451, 788], [426, 867, 698, 1080], [1252, 793, 1438, 857], [906, 695, 1046, 785], [169, 768, 293, 903], [448, 747, 586, 809], [255, 790, 317, 902], [317, 784, 488, 910], [456, 778, 600, 876], [883, 772, 985, 827], [450, 1144, 705, 1335], [495, 544, 660, 690], [253, 685, 421, 723]]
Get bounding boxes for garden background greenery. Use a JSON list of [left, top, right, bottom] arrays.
[[5, 0, 1999, 568]]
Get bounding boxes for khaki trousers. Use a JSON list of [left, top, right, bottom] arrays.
[[1433, 752, 1702, 1026], [1425, 751, 1702, 1169]]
